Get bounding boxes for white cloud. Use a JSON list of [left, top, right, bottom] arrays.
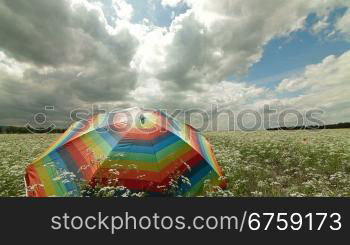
[[336, 9, 350, 39], [277, 51, 350, 92], [161, 0, 183, 8], [0, 0, 350, 126], [131, 0, 350, 93], [185, 81, 266, 107], [312, 16, 329, 34], [0, 51, 32, 78], [112, 0, 134, 21], [274, 50, 350, 124]]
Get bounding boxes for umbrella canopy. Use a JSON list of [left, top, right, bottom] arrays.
[[25, 107, 226, 197]]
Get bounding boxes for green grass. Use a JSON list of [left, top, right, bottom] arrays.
[[1, 129, 350, 197], [0, 134, 57, 197], [204, 129, 350, 197]]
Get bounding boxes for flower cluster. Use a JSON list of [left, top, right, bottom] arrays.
[[1, 129, 349, 197]]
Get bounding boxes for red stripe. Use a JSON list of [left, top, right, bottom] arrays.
[[71, 138, 100, 178], [25, 165, 47, 197], [64, 141, 97, 180], [189, 128, 200, 153], [93, 149, 200, 181], [121, 127, 168, 141], [90, 149, 207, 192]]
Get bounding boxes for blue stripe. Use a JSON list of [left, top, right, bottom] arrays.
[[153, 133, 180, 151], [96, 129, 119, 148], [55, 147, 83, 179], [197, 135, 211, 165], [45, 152, 79, 194], [189, 163, 213, 186], [113, 132, 180, 154], [180, 161, 214, 193]]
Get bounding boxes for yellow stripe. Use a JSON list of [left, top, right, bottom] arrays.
[[80, 132, 106, 161], [35, 163, 58, 196], [102, 143, 193, 172]]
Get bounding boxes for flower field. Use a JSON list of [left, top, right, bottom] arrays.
[[1, 129, 349, 197]]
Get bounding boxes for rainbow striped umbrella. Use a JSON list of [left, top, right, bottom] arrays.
[[25, 108, 226, 197]]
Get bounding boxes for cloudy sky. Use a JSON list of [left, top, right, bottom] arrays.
[[0, 0, 350, 129]]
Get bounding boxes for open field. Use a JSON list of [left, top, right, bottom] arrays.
[[206, 130, 350, 197], [1, 130, 350, 197]]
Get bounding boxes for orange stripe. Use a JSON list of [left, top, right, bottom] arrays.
[[93, 149, 200, 183]]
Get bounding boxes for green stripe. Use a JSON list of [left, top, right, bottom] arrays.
[[88, 130, 112, 156], [36, 159, 66, 197], [102, 141, 193, 172], [184, 171, 220, 197], [43, 155, 68, 196], [109, 140, 187, 163]]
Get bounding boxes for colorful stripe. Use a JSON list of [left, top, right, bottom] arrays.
[[25, 107, 226, 197]]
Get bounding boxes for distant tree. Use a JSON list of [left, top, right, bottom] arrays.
[[0, 125, 67, 134], [267, 122, 350, 131]]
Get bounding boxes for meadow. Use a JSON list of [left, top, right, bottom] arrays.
[[0, 129, 349, 197]]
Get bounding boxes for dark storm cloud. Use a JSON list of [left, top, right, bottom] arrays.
[[0, 0, 72, 66], [0, 0, 139, 125], [0, 0, 349, 127], [0, 0, 139, 66]]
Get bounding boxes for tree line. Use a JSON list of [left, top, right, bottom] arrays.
[[1, 122, 350, 134], [267, 122, 350, 131], [0, 125, 67, 134]]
